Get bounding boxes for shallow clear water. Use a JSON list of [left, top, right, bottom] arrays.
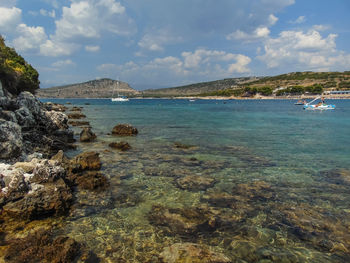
[[42, 98, 350, 262]]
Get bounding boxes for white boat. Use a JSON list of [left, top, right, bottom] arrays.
[[111, 80, 129, 102], [189, 99, 196, 102], [303, 96, 335, 110]]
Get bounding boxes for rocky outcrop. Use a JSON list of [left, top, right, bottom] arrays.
[[112, 124, 138, 136], [80, 127, 96, 142], [0, 84, 75, 161]]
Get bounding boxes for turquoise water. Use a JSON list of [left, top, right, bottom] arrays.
[[42, 99, 350, 262]]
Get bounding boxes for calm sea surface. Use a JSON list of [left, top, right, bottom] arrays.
[[41, 98, 350, 262]]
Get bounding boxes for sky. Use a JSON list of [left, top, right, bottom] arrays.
[[1, 0, 350, 90]]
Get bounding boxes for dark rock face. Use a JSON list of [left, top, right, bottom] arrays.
[[159, 242, 230, 263], [109, 141, 131, 151], [0, 86, 74, 161], [80, 127, 96, 142], [112, 124, 138, 136], [4, 228, 99, 263], [0, 120, 23, 159]]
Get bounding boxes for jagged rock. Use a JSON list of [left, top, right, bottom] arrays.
[[0, 120, 23, 160], [16, 91, 42, 118], [175, 175, 216, 191], [30, 159, 66, 184], [70, 152, 101, 173], [13, 159, 39, 173], [112, 124, 138, 136], [67, 112, 86, 119], [80, 127, 96, 142], [45, 110, 69, 130], [0, 110, 17, 122], [50, 150, 70, 168], [70, 106, 82, 111], [4, 228, 99, 263], [109, 141, 131, 151], [2, 169, 29, 203], [2, 178, 72, 219], [159, 243, 230, 263], [14, 106, 35, 127]]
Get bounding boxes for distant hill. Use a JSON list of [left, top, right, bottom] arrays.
[[141, 77, 260, 97], [141, 71, 350, 97], [36, 78, 139, 98]]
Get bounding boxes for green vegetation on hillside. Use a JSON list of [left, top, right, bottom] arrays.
[[275, 84, 323, 96], [0, 35, 39, 95]]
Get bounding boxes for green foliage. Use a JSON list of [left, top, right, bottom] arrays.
[[338, 81, 350, 90], [0, 35, 40, 95], [275, 84, 323, 96]]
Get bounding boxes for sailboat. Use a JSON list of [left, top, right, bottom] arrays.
[[303, 96, 335, 110], [111, 80, 129, 102]]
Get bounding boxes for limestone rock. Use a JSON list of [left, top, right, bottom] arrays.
[[112, 124, 138, 136], [70, 152, 101, 173], [0, 120, 23, 160], [45, 110, 69, 130], [31, 159, 66, 184]]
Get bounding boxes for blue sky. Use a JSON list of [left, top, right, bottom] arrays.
[[1, 0, 349, 90]]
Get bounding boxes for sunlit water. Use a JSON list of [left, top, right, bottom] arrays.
[[41, 98, 350, 262]]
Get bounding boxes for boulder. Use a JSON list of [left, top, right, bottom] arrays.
[[80, 127, 96, 142], [70, 152, 101, 173], [75, 171, 108, 190], [159, 243, 230, 263], [175, 175, 216, 191], [68, 120, 90, 127], [109, 141, 131, 151], [45, 110, 69, 130], [43, 102, 67, 112], [112, 124, 138, 136], [16, 91, 42, 118], [31, 159, 66, 184], [0, 120, 23, 160], [14, 106, 35, 127]]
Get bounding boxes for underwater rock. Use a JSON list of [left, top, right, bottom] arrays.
[[80, 127, 96, 142], [109, 141, 131, 151], [320, 169, 350, 186], [70, 106, 82, 111], [231, 181, 275, 202], [70, 151, 101, 173], [148, 205, 218, 235], [159, 242, 231, 263], [112, 123, 138, 136], [4, 228, 99, 263], [67, 112, 86, 119], [75, 171, 108, 191], [68, 120, 90, 127], [175, 175, 216, 191], [173, 142, 197, 149]]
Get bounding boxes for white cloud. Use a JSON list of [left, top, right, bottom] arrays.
[[258, 29, 350, 71], [289, 15, 306, 24], [40, 40, 79, 57], [227, 27, 270, 42], [268, 14, 278, 26], [312, 24, 330, 31], [52, 59, 75, 67], [12, 24, 47, 52], [0, 6, 21, 32], [85, 45, 100, 52], [138, 29, 183, 52], [98, 48, 251, 86], [40, 9, 56, 18]]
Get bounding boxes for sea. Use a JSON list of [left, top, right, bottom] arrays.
[[40, 98, 350, 262]]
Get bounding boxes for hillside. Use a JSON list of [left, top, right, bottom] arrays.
[[141, 77, 260, 97], [141, 71, 350, 98], [36, 78, 140, 98]]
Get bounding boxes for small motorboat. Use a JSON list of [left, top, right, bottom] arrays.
[[294, 99, 306, 105], [303, 97, 335, 110]]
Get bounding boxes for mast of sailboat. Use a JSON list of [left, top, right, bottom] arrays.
[[306, 96, 320, 105]]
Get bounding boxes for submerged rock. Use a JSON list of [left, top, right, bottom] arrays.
[[75, 171, 108, 191], [4, 228, 99, 263], [109, 141, 131, 151], [43, 102, 67, 112], [112, 123, 138, 136], [69, 152, 101, 173], [80, 127, 96, 142], [67, 112, 86, 119], [175, 175, 216, 191], [159, 242, 230, 263], [68, 120, 90, 127], [320, 169, 350, 186]]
